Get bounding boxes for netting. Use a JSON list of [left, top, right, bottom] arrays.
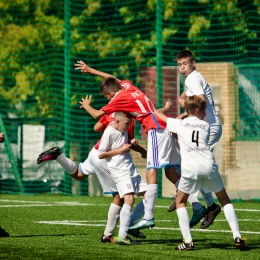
[[0, 0, 260, 199]]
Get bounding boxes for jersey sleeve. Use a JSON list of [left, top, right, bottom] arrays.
[[97, 129, 111, 155], [186, 73, 204, 96], [166, 117, 179, 134]]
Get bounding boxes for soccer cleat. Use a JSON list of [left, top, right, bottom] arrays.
[[0, 227, 9, 237], [234, 237, 249, 251], [37, 146, 62, 164], [175, 241, 194, 250], [190, 206, 208, 228], [128, 229, 146, 239], [128, 218, 155, 230], [168, 194, 177, 212], [115, 236, 139, 245], [101, 234, 116, 243], [200, 204, 221, 229]]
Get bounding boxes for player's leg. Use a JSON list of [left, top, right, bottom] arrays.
[[128, 175, 151, 234], [144, 129, 172, 220], [36, 146, 87, 180], [215, 187, 248, 251], [175, 178, 196, 251], [199, 124, 223, 228], [90, 149, 122, 242], [116, 178, 138, 245], [102, 193, 123, 242]]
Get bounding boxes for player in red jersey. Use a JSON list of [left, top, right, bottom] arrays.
[[75, 61, 181, 229]]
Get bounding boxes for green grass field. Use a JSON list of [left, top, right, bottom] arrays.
[[0, 194, 259, 260]]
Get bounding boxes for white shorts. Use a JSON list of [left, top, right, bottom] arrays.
[[115, 175, 147, 198], [209, 123, 222, 151], [78, 148, 118, 194], [178, 175, 224, 195], [147, 128, 181, 170]]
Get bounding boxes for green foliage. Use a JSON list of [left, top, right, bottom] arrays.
[[0, 0, 260, 120]]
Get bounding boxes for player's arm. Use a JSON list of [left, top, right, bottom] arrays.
[[94, 121, 106, 132], [157, 99, 172, 114], [75, 60, 121, 81], [79, 95, 105, 120], [178, 90, 187, 109], [98, 144, 132, 159]]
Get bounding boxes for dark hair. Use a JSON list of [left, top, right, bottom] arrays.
[[100, 77, 121, 95], [184, 95, 206, 115], [176, 50, 194, 62]]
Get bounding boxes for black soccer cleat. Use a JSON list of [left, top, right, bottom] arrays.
[[234, 237, 249, 251], [128, 229, 146, 239], [101, 234, 116, 243], [175, 241, 194, 251], [200, 204, 221, 229], [37, 146, 62, 164]]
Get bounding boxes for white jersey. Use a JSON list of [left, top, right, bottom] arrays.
[[185, 70, 220, 125], [166, 116, 219, 179], [97, 124, 138, 182]]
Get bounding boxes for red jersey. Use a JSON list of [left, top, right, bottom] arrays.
[[101, 80, 166, 132], [94, 113, 135, 150]]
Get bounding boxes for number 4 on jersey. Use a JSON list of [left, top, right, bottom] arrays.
[[192, 131, 199, 147]]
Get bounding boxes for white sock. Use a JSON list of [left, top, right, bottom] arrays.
[[176, 207, 192, 243], [56, 154, 78, 175], [200, 189, 215, 207], [144, 184, 157, 220], [119, 204, 132, 239], [104, 203, 121, 236], [223, 203, 241, 239], [130, 200, 144, 226]]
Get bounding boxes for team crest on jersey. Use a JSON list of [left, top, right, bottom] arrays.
[[131, 90, 143, 98]]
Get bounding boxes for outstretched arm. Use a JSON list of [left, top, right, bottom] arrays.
[[157, 99, 172, 114], [79, 95, 105, 120], [75, 60, 120, 81]]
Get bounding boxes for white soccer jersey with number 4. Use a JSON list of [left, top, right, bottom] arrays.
[[166, 116, 219, 179]]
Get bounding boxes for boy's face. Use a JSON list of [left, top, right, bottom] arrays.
[[177, 57, 195, 77], [116, 117, 132, 132]]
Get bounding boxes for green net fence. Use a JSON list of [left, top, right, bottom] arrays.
[[0, 0, 260, 199]]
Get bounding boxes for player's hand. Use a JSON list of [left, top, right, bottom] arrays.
[[164, 99, 172, 112], [0, 132, 5, 143], [75, 60, 92, 74], [120, 144, 132, 153], [79, 95, 92, 109], [130, 138, 138, 146]]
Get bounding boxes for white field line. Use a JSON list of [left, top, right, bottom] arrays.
[[35, 220, 260, 235], [1, 201, 260, 213]]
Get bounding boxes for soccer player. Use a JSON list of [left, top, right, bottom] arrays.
[[37, 113, 147, 242], [0, 132, 10, 238], [97, 111, 147, 245], [75, 60, 182, 230], [154, 96, 248, 251], [168, 50, 222, 229]]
